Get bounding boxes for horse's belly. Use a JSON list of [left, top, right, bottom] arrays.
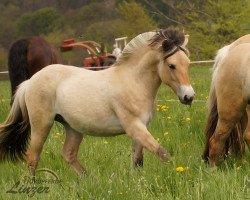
[[84, 117, 125, 136], [65, 113, 125, 136]]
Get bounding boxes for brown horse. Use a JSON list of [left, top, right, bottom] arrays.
[[203, 34, 250, 166], [0, 29, 194, 175], [8, 36, 59, 103]]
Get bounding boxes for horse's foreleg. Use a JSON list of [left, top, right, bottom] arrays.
[[125, 120, 169, 162], [244, 105, 250, 151], [132, 141, 144, 167], [61, 124, 86, 175]]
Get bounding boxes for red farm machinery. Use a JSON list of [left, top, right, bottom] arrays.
[[60, 39, 117, 70]]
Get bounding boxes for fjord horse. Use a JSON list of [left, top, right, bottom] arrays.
[[8, 36, 58, 103], [203, 34, 250, 166], [0, 29, 195, 175]]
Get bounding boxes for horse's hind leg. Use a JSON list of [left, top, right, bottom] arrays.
[[244, 105, 250, 151], [209, 98, 245, 166], [26, 118, 54, 176], [61, 124, 86, 175], [132, 141, 144, 167]]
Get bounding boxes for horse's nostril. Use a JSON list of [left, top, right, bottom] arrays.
[[184, 95, 193, 103]]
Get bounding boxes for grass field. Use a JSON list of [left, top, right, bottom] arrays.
[[1, 66, 250, 200]]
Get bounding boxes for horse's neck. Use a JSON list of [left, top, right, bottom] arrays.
[[116, 50, 162, 99]]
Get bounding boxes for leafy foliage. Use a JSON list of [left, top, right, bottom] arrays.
[[0, 0, 250, 68], [114, 1, 157, 38], [17, 7, 63, 36], [170, 0, 250, 59]]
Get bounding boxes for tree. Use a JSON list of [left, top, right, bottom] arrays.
[[17, 7, 63, 36], [0, 4, 21, 48], [113, 1, 158, 38], [165, 0, 250, 60]]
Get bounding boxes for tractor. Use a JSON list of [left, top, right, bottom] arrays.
[[60, 39, 117, 70]]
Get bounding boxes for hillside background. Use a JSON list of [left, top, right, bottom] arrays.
[[0, 0, 250, 70]]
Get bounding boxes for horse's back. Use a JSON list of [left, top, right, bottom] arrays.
[[230, 34, 250, 50]]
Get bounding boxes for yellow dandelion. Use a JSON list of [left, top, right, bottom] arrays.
[[176, 167, 184, 172], [156, 138, 160, 142], [103, 140, 108, 144], [186, 117, 191, 121], [176, 166, 188, 172], [161, 105, 168, 112], [167, 116, 171, 120], [163, 132, 169, 136]]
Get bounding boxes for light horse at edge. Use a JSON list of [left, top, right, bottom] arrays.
[[203, 34, 250, 166]]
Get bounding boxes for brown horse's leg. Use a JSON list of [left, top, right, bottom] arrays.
[[244, 105, 250, 151], [209, 98, 245, 166], [26, 121, 53, 176], [61, 124, 86, 175], [132, 141, 144, 167]]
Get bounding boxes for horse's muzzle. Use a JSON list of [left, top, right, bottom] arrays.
[[181, 95, 194, 105], [177, 85, 195, 105]]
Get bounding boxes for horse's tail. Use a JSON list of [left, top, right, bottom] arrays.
[[203, 45, 245, 161], [8, 38, 30, 98], [203, 85, 218, 161], [0, 81, 30, 162]]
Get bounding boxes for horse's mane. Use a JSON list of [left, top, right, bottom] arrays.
[[115, 29, 189, 65], [115, 32, 156, 65]]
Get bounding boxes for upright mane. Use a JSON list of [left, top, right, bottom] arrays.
[[150, 29, 189, 58], [115, 31, 156, 65], [115, 28, 189, 65]]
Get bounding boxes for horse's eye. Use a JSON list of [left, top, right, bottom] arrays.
[[168, 64, 176, 70]]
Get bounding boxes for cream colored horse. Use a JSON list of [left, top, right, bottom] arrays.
[[203, 34, 250, 166], [0, 29, 195, 175]]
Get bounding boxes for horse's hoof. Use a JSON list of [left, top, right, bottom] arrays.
[[157, 146, 169, 162], [133, 158, 144, 168], [28, 165, 36, 176], [76, 167, 88, 176]]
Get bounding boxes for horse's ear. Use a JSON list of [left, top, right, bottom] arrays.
[[183, 34, 189, 46]]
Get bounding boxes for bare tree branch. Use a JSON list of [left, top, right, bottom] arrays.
[[143, 0, 183, 25]]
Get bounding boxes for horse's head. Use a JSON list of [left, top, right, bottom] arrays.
[[151, 29, 195, 105]]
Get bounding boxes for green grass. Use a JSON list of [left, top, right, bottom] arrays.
[[1, 66, 250, 199]]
